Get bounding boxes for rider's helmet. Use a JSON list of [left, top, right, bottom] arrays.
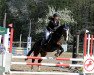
[[53, 13, 60, 21], [53, 13, 60, 17]]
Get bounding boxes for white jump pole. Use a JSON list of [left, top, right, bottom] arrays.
[[11, 62, 83, 67], [0, 35, 2, 43], [12, 56, 83, 61], [4, 24, 14, 73], [87, 34, 90, 56], [3, 28, 10, 68], [3, 28, 10, 52], [10, 71, 80, 75]]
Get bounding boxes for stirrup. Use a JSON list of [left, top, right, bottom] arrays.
[[43, 40, 48, 45], [44, 43, 47, 45], [41, 40, 44, 45]]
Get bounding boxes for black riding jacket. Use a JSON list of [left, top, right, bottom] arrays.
[[47, 18, 60, 32]]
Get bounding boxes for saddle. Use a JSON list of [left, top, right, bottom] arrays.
[[41, 33, 53, 46]]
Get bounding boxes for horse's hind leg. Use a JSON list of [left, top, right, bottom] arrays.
[[38, 51, 47, 71], [31, 51, 39, 70], [25, 49, 34, 61]]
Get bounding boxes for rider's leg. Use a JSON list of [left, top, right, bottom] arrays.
[[41, 30, 46, 45], [41, 29, 50, 45], [45, 30, 51, 44], [55, 44, 64, 57], [43, 29, 51, 45], [46, 30, 51, 40], [59, 46, 64, 56]]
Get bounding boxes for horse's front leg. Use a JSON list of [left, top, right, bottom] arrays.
[[55, 45, 64, 57], [55, 50, 60, 57], [59, 47, 64, 56]]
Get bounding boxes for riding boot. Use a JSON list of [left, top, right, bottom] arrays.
[[41, 39, 45, 45], [41, 39, 47, 46], [44, 37, 50, 45], [41, 40, 43, 45]]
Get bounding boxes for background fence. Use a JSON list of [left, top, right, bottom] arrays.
[[12, 42, 83, 56]]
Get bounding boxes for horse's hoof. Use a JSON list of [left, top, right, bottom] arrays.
[[54, 53, 59, 57], [25, 58, 28, 61], [59, 51, 63, 56], [38, 66, 41, 71], [31, 66, 33, 70]]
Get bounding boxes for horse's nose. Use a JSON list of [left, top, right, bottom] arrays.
[[66, 29, 69, 41]]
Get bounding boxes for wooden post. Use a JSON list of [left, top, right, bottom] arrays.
[[3, 13, 7, 28], [72, 35, 77, 64], [76, 34, 79, 55], [72, 31, 80, 64], [19, 34, 22, 47]]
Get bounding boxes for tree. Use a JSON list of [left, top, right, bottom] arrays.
[[7, 0, 49, 41], [3, 0, 94, 41], [0, 0, 7, 26]]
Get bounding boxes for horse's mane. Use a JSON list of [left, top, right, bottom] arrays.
[[54, 25, 65, 33], [51, 25, 66, 43], [48, 16, 54, 20]]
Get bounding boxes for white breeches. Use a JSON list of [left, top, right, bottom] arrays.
[[45, 29, 51, 40]]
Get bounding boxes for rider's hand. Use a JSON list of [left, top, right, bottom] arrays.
[[51, 31, 54, 33]]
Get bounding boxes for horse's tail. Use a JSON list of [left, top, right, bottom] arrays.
[[26, 43, 35, 56], [25, 43, 35, 61], [26, 39, 41, 56], [25, 39, 42, 61], [26, 48, 34, 56]]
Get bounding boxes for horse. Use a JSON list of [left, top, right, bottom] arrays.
[[25, 24, 70, 70]]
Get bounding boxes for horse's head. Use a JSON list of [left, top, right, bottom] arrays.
[[63, 24, 69, 41], [56, 24, 69, 42]]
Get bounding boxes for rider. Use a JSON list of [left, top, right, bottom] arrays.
[[42, 13, 60, 45]]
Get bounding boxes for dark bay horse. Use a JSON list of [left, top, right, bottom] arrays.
[[25, 25, 69, 70]]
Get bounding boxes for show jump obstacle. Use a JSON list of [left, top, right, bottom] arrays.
[[0, 24, 13, 74], [2, 27, 94, 74], [83, 33, 94, 73]]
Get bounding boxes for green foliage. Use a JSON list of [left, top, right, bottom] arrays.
[[0, 0, 94, 41], [47, 0, 73, 10], [0, 0, 6, 25]]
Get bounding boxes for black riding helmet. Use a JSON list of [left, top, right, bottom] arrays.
[[53, 13, 60, 17]]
